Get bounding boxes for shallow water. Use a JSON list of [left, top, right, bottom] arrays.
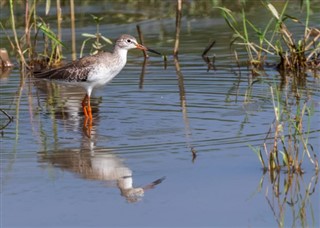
[[1, 1, 320, 227]]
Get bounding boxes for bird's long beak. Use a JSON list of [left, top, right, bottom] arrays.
[[135, 43, 148, 51], [136, 44, 162, 55], [136, 43, 162, 56], [146, 47, 162, 55]]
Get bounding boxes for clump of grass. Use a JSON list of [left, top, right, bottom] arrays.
[[4, 2, 114, 70], [3, 0, 65, 69], [217, 0, 319, 74], [250, 84, 318, 174], [34, 20, 66, 67]]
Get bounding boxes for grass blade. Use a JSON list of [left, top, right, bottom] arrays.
[[37, 22, 66, 48]]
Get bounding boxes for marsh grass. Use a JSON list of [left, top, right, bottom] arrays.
[[4, 0, 114, 68], [217, 0, 319, 74], [3, 0, 66, 69], [217, 1, 319, 173]]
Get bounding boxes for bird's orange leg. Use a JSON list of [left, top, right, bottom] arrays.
[[82, 94, 89, 118], [82, 94, 93, 138], [87, 96, 93, 119]]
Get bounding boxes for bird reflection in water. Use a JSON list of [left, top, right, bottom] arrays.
[[34, 79, 165, 202], [39, 148, 165, 203]]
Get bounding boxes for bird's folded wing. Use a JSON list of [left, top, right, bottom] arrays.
[[33, 55, 98, 82]]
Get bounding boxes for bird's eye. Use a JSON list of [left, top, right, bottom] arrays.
[[127, 39, 131, 43]]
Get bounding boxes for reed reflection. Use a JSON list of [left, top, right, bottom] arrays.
[[173, 0, 196, 161], [257, 171, 318, 227], [174, 56, 197, 161]]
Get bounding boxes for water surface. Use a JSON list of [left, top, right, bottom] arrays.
[[1, 1, 319, 227]]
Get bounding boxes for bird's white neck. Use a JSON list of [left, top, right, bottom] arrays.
[[113, 46, 129, 62]]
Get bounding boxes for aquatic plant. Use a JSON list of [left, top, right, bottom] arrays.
[[80, 14, 113, 58], [216, 0, 319, 173], [217, 0, 319, 74]]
